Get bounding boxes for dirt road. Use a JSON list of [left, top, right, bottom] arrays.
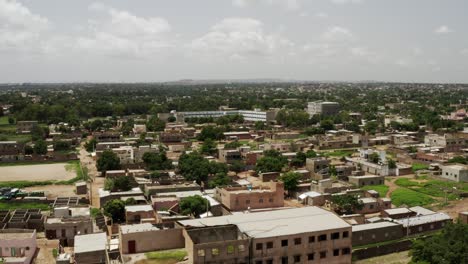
[[78, 142, 103, 207]]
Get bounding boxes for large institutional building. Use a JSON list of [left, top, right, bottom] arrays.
[[307, 101, 340, 117]]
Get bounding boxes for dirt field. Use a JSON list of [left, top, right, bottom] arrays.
[[0, 163, 75, 182], [24, 185, 79, 199]]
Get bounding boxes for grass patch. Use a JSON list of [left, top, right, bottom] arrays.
[[0, 202, 50, 210], [322, 150, 354, 157], [412, 163, 429, 172], [0, 133, 31, 143], [394, 178, 420, 187], [391, 188, 435, 207], [0, 116, 10, 125], [0, 180, 55, 189], [361, 185, 389, 197], [395, 178, 467, 200], [145, 249, 187, 261]]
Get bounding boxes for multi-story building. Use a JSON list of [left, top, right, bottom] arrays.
[[0, 229, 37, 264], [440, 164, 468, 182], [307, 101, 340, 117], [0, 141, 24, 162], [175, 109, 278, 123], [178, 207, 352, 264], [16, 121, 38, 134], [214, 182, 284, 211], [218, 149, 242, 164], [348, 175, 385, 187], [306, 158, 330, 180]]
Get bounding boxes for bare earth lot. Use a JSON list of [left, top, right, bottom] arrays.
[[0, 163, 75, 182]]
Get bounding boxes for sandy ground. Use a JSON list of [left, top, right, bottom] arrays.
[[78, 141, 103, 207], [354, 250, 411, 264], [35, 234, 59, 264], [24, 185, 79, 199], [0, 163, 75, 182]]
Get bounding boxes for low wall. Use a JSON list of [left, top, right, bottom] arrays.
[[352, 240, 413, 260]]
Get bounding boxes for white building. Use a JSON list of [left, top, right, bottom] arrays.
[[307, 101, 340, 117], [441, 164, 468, 182]]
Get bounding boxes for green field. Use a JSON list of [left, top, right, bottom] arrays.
[[0, 116, 10, 125], [0, 202, 50, 210], [140, 249, 187, 264], [322, 149, 354, 157], [412, 163, 429, 172], [395, 178, 467, 200], [361, 185, 389, 197], [391, 188, 435, 207]]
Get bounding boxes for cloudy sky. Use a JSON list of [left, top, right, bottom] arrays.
[[1, 0, 467, 83]]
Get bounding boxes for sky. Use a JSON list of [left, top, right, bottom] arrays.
[[1, 0, 468, 83]]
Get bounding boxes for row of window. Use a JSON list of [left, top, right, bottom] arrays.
[[196, 231, 350, 258], [254, 248, 351, 264], [257, 231, 349, 250], [235, 198, 274, 205]]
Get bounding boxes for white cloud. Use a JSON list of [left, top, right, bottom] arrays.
[[321, 26, 354, 42], [330, 0, 364, 4], [232, 0, 301, 10], [434, 25, 453, 34], [461, 49, 468, 56], [315, 12, 329, 19], [76, 3, 172, 59], [190, 17, 293, 61], [0, 0, 50, 52]]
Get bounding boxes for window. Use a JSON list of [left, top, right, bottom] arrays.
[[333, 249, 340, 256], [294, 255, 301, 263], [372, 234, 376, 239], [282, 256, 289, 264], [342, 231, 349, 238], [342, 248, 351, 255], [266, 260, 273, 264], [294, 237, 302, 245], [331, 232, 340, 240], [320, 251, 327, 259], [227, 245, 234, 254], [430, 224, 434, 229], [256, 243, 263, 250], [281, 239, 288, 247], [309, 236, 315, 243], [211, 248, 219, 256], [259, 198, 263, 203], [197, 249, 205, 257], [269, 198, 273, 203], [238, 245, 245, 252], [369, 204, 374, 209], [256, 261, 263, 264], [308, 253, 315, 260], [385, 232, 389, 237], [418, 226, 423, 232], [266, 242, 273, 249], [318, 234, 327, 241], [246, 200, 250, 204]]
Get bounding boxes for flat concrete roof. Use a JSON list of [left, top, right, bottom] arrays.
[[395, 213, 451, 227], [179, 207, 350, 239], [120, 223, 159, 234], [384, 208, 412, 215], [74, 233, 107, 254], [125, 204, 153, 213], [409, 206, 435, 216]]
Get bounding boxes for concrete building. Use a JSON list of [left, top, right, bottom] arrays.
[[16, 121, 38, 134], [307, 101, 340, 117], [352, 222, 404, 247], [120, 223, 184, 254], [440, 164, 468, 182], [394, 212, 451, 235], [179, 207, 352, 264], [74, 232, 107, 264], [0, 229, 37, 264], [0, 141, 24, 162], [45, 207, 93, 247], [306, 158, 330, 180], [214, 181, 284, 211], [218, 149, 242, 164], [125, 205, 157, 224], [177, 109, 277, 123], [381, 208, 416, 219], [348, 175, 385, 187]]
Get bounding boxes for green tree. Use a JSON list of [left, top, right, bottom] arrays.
[[178, 152, 227, 183], [448, 156, 467, 164], [200, 138, 217, 155], [224, 141, 242, 149], [411, 221, 467, 264], [255, 150, 288, 173], [229, 160, 245, 173], [208, 172, 232, 188], [306, 150, 317, 158], [24, 145, 33, 155], [104, 178, 115, 191], [33, 140, 47, 155], [291, 152, 307, 167], [388, 159, 397, 169], [97, 150, 121, 172], [113, 176, 132, 191], [364, 121, 379, 134], [320, 119, 335, 131], [146, 116, 166, 132], [198, 126, 224, 141], [53, 141, 71, 151], [368, 152, 380, 164], [331, 195, 364, 214], [279, 172, 302, 195], [142, 151, 173, 170], [84, 138, 97, 152], [103, 199, 126, 223], [167, 116, 176, 122], [180, 195, 209, 218], [8, 117, 14, 124]]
